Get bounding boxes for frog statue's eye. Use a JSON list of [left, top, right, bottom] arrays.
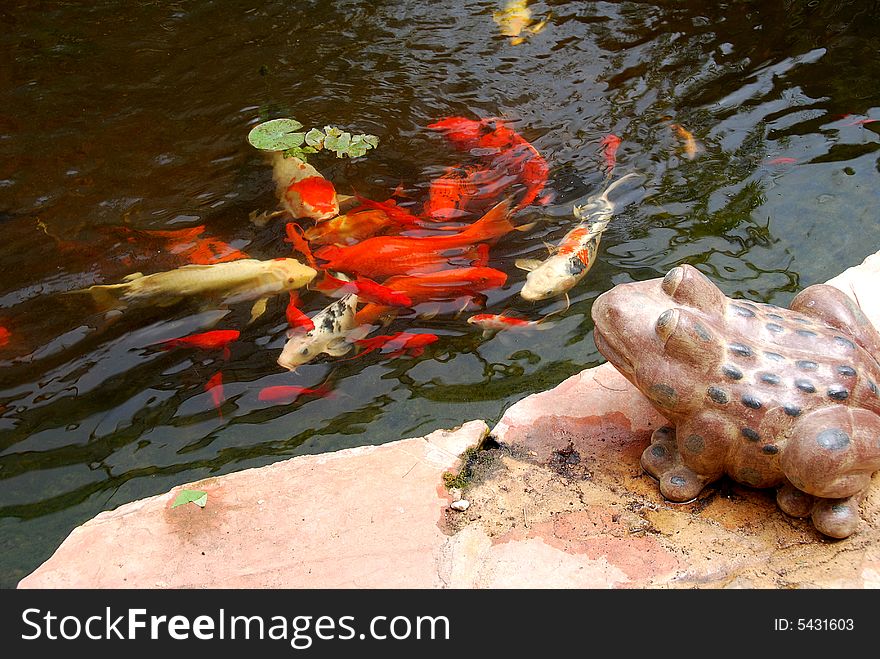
[[655, 308, 678, 342]]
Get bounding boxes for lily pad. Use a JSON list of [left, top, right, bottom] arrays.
[[172, 489, 208, 508], [247, 118, 305, 151]]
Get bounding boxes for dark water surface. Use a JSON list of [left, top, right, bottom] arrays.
[[1, 0, 878, 586]]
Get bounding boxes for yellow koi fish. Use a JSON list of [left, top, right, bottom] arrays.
[[72, 257, 317, 322], [493, 0, 550, 45], [670, 123, 702, 160]]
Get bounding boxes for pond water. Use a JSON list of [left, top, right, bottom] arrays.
[[1, 0, 878, 587]]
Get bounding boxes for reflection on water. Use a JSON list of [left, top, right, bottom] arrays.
[[1, 0, 879, 585]]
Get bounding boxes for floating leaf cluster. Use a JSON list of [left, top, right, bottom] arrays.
[[247, 118, 378, 161]]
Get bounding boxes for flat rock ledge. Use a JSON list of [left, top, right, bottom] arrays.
[[19, 252, 880, 588]]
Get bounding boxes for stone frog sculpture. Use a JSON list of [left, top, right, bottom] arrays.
[[591, 264, 880, 538]]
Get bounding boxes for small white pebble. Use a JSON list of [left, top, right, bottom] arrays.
[[450, 499, 470, 511], [257, 499, 265, 505]]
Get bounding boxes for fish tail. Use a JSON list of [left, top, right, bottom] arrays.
[[458, 197, 515, 242], [67, 284, 127, 311]]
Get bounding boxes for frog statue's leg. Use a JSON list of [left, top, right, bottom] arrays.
[[640, 412, 729, 502], [780, 406, 880, 538], [789, 283, 880, 356]]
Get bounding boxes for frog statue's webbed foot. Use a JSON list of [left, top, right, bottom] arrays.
[[640, 426, 712, 502]]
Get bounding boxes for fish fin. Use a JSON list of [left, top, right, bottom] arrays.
[[249, 297, 269, 324], [121, 272, 144, 282], [535, 320, 557, 330], [514, 221, 537, 232], [72, 284, 127, 311], [325, 338, 352, 357], [249, 209, 287, 227], [528, 14, 551, 34], [515, 258, 542, 272]]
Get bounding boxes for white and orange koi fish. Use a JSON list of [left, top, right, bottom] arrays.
[[516, 173, 640, 302]]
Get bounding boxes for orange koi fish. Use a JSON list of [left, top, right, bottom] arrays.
[[284, 176, 339, 221], [600, 134, 621, 173], [314, 198, 515, 280], [670, 123, 702, 159], [422, 164, 515, 221], [156, 329, 241, 360], [349, 332, 439, 359], [258, 382, 334, 403], [355, 266, 507, 324], [205, 371, 225, 417], [284, 222, 318, 269], [428, 116, 549, 210], [117, 225, 250, 265], [0, 325, 10, 348], [303, 208, 399, 246], [286, 291, 315, 332], [316, 273, 413, 307], [766, 157, 798, 165], [352, 195, 421, 227]]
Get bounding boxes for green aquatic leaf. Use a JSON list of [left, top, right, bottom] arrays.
[[172, 489, 208, 508], [304, 128, 325, 148], [325, 130, 352, 156], [247, 118, 305, 151]]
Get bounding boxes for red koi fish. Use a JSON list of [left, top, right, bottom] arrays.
[[316, 273, 413, 307], [349, 332, 439, 359], [284, 176, 339, 221], [422, 164, 515, 221], [600, 134, 621, 173], [258, 382, 334, 403], [284, 222, 318, 269], [205, 371, 225, 417], [355, 266, 507, 324], [467, 313, 554, 332], [286, 291, 315, 332], [428, 116, 549, 210], [837, 114, 877, 126], [0, 325, 10, 348], [767, 157, 798, 165], [314, 198, 515, 279], [156, 329, 240, 360]]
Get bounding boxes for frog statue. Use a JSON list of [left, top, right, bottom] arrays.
[[591, 264, 880, 538]]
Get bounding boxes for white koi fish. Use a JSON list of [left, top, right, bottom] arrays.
[[72, 257, 317, 322], [277, 293, 366, 370], [516, 173, 640, 302]]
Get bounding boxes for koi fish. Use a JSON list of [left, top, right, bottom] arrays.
[[0, 325, 10, 348], [428, 116, 549, 210], [517, 173, 640, 301], [205, 371, 225, 417], [314, 198, 516, 280], [112, 225, 250, 265], [277, 294, 364, 370], [258, 382, 334, 403], [467, 313, 554, 334], [422, 164, 515, 221], [71, 257, 317, 322], [349, 332, 439, 359], [355, 266, 508, 325], [286, 291, 315, 332], [600, 134, 621, 173], [316, 272, 413, 307], [271, 152, 339, 222], [303, 208, 402, 246], [352, 194, 421, 227], [156, 329, 241, 360], [493, 0, 550, 45], [284, 222, 318, 269], [670, 123, 702, 159], [766, 157, 798, 165]]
